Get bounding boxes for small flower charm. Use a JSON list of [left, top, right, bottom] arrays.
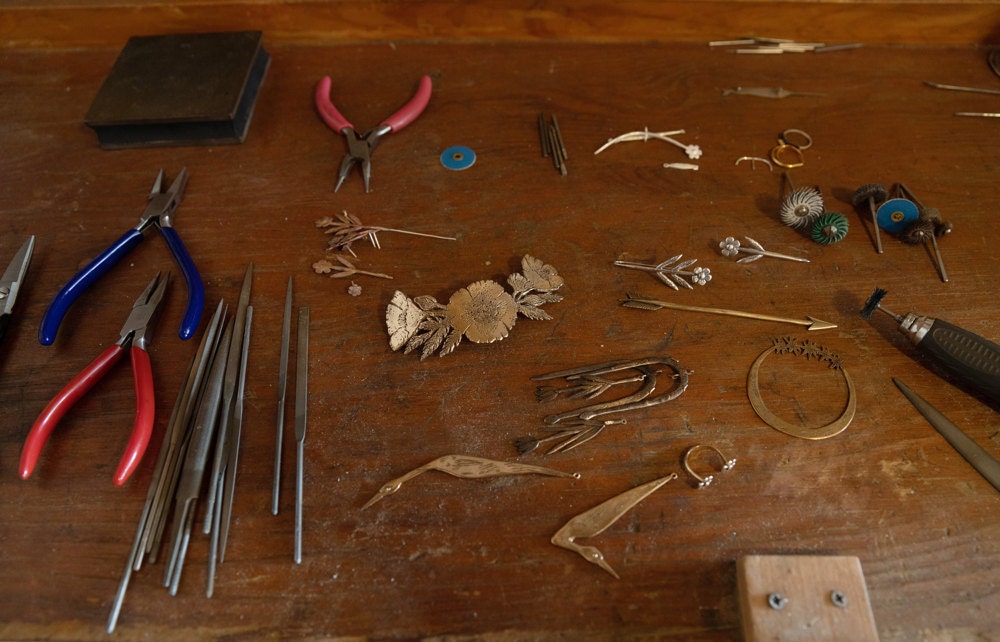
[[719, 236, 810, 263], [386, 255, 564, 359]]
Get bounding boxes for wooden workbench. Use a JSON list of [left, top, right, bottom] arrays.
[[2, 3, 999, 640]]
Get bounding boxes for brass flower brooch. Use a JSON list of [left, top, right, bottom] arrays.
[[386, 255, 565, 359]]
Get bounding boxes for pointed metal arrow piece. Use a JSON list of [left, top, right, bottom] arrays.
[[621, 294, 837, 331]]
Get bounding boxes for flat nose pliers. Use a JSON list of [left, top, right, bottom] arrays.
[[314, 75, 432, 192], [21, 273, 169, 485], [38, 168, 204, 345]]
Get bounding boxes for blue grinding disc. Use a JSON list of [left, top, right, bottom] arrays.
[[440, 145, 476, 171], [876, 198, 919, 233]]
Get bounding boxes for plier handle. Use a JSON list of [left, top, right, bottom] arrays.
[[314, 75, 432, 192], [38, 168, 204, 345], [21, 273, 168, 485]]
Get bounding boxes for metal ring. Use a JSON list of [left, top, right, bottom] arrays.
[[746, 338, 856, 440], [682, 444, 736, 488], [770, 142, 805, 169], [780, 128, 813, 150]]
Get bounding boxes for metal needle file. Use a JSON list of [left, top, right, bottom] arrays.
[[294, 306, 310, 564], [273, 277, 293, 515], [893, 378, 1000, 493]]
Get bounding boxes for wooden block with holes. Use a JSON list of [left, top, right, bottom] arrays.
[[737, 555, 879, 642]]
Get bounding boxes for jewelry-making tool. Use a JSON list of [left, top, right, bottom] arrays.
[[386, 255, 564, 359], [718, 236, 809, 263], [294, 306, 310, 564], [38, 168, 204, 345], [851, 183, 889, 253], [362, 454, 579, 509], [0, 236, 34, 346], [551, 472, 679, 579], [272, 277, 293, 515], [883, 183, 952, 283], [893, 378, 1000, 493], [516, 356, 691, 454], [747, 337, 856, 440], [861, 288, 1000, 406], [314, 75, 432, 192], [21, 273, 169, 485], [539, 113, 568, 175], [614, 255, 712, 289], [621, 293, 837, 330], [778, 171, 823, 228]]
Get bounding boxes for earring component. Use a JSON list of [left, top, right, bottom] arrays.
[[362, 455, 580, 509], [551, 472, 678, 579], [614, 254, 712, 290], [386, 255, 564, 359], [316, 210, 456, 257], [746, 337, 856, 440], [594, 127, 702, 159], [735, 156, 774, 172], [682, 444, 736, 488], [719, 236, 810, 263]]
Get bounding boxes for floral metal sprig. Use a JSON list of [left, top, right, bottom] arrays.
[[614, 254, 712, 290], [316, 210, 456, 257], [718, 236, 810, 263], [594, 127, 702, 159], [313, 255, 392, 280], [386, 255, 564, 359]]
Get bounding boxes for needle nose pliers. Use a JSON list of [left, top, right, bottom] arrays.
[[0, 236, 34, 346], [38, 168, 204, 345], [21, 273, 169, 485], [314, 75, 433, 192]]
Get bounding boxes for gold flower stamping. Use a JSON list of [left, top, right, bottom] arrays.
[[386, 255, 564, 359]]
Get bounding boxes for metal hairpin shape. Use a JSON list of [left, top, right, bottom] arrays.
[[516, 356, 690, 455], [362, 455, 579, 509], [735, 156, 773, 172], [594, 127, 702, 160], [551, 472, 679, 579], [719, 236, 809, 263], [386, 255, 564, 359], [614, 254, 712, 290]]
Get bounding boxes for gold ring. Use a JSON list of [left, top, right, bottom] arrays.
[[746, 337, 856, 440]]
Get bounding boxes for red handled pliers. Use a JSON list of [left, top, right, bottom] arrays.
[[20, 273, 169, 485], [314, 75, 432, 192]]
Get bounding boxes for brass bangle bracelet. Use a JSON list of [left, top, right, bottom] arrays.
[[747, 337, 856, 440]]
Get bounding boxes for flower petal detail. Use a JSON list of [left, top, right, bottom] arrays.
[[445, 280, 519, 344]]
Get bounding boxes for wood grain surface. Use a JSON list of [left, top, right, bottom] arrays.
[[1, 38, 999, 641]]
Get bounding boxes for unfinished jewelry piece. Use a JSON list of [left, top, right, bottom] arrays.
[[316, 210, 456, 257], [361, 454, 579, 509], [551, 472, 678, 579], [594, 128, 702, 159], [719, 236, 809, 263], [735, 156, 774, 172], [746, 337, 856, 440], [614, 254, 712, 290], [386, 255, 564, 359], [682, 444, 736, 488], [516, 356, 690, 454]]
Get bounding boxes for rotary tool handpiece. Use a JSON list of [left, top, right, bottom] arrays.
[[896, 312, 1000, 406], [861, 288, 1000, 406]]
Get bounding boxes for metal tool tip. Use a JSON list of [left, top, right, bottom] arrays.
[[860, 287, 888, 320]]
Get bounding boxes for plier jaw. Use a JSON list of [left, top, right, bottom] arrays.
[[335, 130, 374, 193], [140, 167, 188, 230], [117, 272, 169, 351]]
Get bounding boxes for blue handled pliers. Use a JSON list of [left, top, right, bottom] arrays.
[[38, 168, 204, 345]]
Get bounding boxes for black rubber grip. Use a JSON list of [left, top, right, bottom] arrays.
[[920, 319, 1000, 405]]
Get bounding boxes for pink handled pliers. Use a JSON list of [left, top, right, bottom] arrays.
[[314, 75, 432, 192], [20, 273, 168, 486]]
